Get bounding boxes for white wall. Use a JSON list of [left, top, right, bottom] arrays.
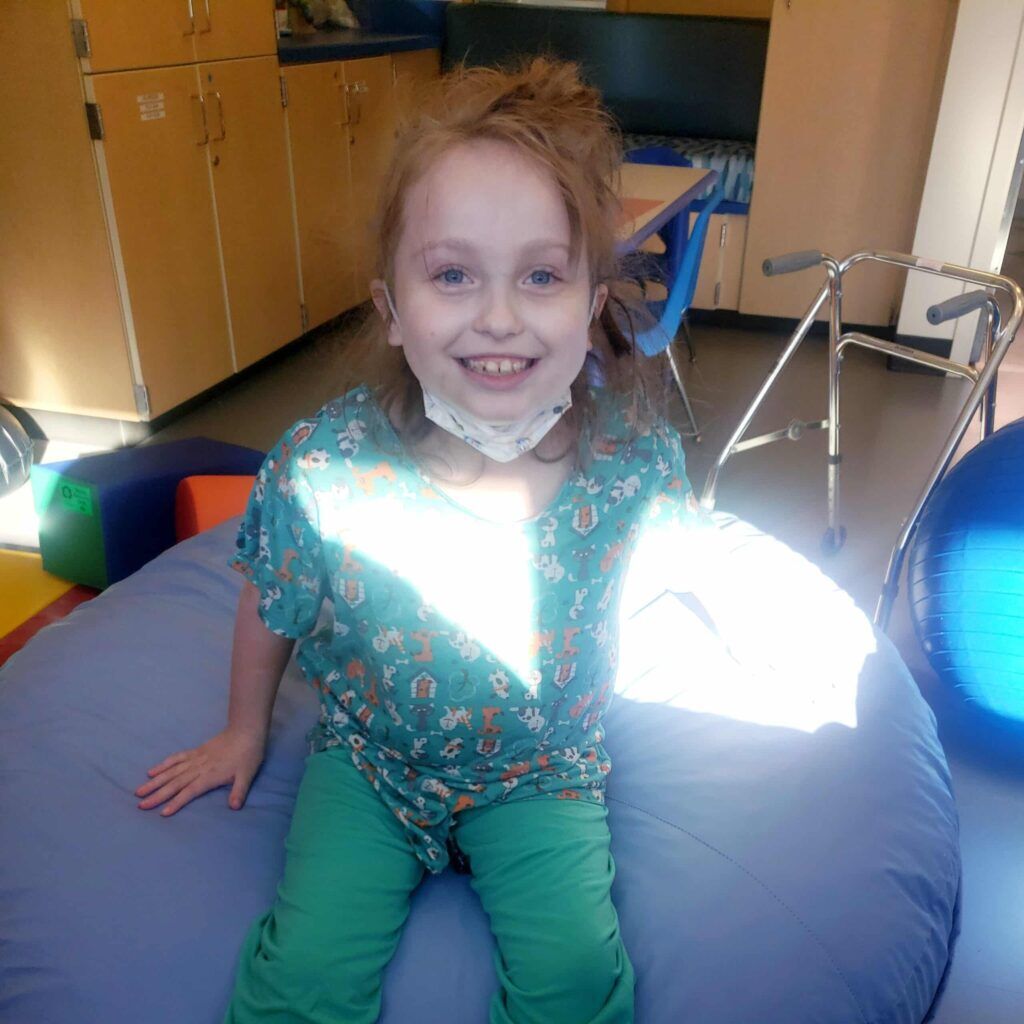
[[898, 0, 1024, 362]]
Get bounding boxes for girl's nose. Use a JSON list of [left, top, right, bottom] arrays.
[[472, 287, 523, 340]]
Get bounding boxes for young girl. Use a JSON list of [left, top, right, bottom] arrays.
[[136, 57, 698, 1024]]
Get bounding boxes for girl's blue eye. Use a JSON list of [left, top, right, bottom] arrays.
[[529, 269, 555, 286], [439, 267, 466, 285]]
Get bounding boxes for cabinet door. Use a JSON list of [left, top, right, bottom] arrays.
[[689, 213, 748, 311], [392, 48, 441, 128], [193, 0, 277, 63], [717, 215, 748, 311], [689, 212, 719, 311], [284, 62, 359, 329], [88, 65, 233, 417], [738, 0, 956, 325], [75, 0, 196, 73], [345, 56, 397, 303], [204, 56, 302, 370], [1, 0, 137, 419]]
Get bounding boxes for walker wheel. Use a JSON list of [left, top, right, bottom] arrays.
[[821, 526, 847, 555]]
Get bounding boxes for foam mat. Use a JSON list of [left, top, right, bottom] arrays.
[[0, 549, 72, 638]]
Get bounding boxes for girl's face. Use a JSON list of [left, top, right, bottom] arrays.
[[372, 139, 608, 426]]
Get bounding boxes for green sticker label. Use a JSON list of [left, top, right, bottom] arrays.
[[59, 482, 93, 516]]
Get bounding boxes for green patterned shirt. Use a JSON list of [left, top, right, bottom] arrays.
[[231, 385, 695, 871]]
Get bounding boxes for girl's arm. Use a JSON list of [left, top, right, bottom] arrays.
[[135, 581, 295, 816], [226, 580, 296, 741]]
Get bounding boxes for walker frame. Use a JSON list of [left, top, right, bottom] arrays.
[[698, 249, 1024, 630]]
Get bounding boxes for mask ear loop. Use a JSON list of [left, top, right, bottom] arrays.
[[584, 287, 598, 353], [384, 283, 401, 326], [584, 285, 605, 384]]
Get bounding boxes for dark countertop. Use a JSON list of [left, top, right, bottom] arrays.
[[278, 29, 441, 64]]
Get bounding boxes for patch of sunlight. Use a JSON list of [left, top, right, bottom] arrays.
[[615, 520, 876, 733], [319, 491, 541, 683]]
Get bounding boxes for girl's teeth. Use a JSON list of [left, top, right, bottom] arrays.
[[464, 358, 530, 375]]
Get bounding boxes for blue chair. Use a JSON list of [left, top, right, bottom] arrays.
[[625, 147, 725, 441]]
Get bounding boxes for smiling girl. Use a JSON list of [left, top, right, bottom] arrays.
[[136, 58, 697, 1024]]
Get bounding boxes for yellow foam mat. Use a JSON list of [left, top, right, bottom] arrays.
[[0, 550, 73, 637]]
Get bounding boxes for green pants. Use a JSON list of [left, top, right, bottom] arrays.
[[224, 748, 634, 1024]]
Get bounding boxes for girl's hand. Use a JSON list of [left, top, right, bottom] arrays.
[[135, 728, 266, 817]]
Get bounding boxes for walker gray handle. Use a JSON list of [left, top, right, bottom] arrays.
[[926, 290, 992, 325], [762, 251, 825, 276]]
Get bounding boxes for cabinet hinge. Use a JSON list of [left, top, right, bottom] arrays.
[[300, 303, 309, 331], [70, 18, 91, 58], [713, 282, 722, 308], [85, 102, 104, 141], [134, 384, 151, 417], [719, 223, 728, 248], [279, 74, 289, 108]]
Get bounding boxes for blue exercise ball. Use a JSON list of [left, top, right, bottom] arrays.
[[909, 417, 1024, 722]]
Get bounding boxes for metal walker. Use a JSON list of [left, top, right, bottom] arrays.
[[698, 250, 1024, 630]]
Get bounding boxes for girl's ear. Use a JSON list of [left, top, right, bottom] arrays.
[[369, 280, 402, 347]]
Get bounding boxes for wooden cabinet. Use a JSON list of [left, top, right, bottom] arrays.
[[201, 57, 302, 370], [738, 0, 957, 325], [284, 61, 360, 330], [73, 0, 277, 73], [284, 50, 441, 327], [2, 0, 438, 429], [0, 0, 138, 421], [193, 0, 278, 63], [1, 0, 297, 424], [72, 0, 196, 73], [393, 47, 442, 127], [86, 64, 234, 416], [85, 55, 300, 414], [690, 212, 747, 312], [346, 56, 399, 303]]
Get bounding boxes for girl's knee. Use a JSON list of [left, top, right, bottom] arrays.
[[500, 933, 634, 1024], [225, 911, 387, 1024]]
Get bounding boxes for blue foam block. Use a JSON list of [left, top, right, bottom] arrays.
[[31, 437, 264, 589]]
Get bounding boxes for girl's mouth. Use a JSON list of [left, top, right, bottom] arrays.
[[457, 356, 538, 377]]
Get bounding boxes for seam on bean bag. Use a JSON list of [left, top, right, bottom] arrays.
[[607, 794, 869, 1024]]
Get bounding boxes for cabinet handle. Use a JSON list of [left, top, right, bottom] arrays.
[[199, 0, 212, 33], [191, 93, 208, 146], [338, 81, 351, 126], [206, 90, 226, 141], [184, 0, 196, 36], [350, 81, 366, 126]]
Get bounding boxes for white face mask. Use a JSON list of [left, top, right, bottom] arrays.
[[384, 284, 597, 463], [421, 388, 573, 463]]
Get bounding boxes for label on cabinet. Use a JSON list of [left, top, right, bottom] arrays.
[[136, 93, 166, 121]]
